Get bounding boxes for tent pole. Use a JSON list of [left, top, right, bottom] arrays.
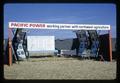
[[109, 28, 112, 62], [8, 28, 12, 66]]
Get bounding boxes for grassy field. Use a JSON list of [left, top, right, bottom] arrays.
[[4, 56, 116, 80]]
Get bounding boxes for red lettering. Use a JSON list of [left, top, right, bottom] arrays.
[[11, 23, 19, 27], [20, 24, 23, 27], [36, 24, 40, 27], [11, 23, 29, 28], [10, 23, 45, 28], [24, 24, 28, 27], [29, 24, 45, 28], [29, 24, 33, 27], [43, 24, 45, 27]]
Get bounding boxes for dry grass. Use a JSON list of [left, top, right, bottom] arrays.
[[4, 56, 116, 80]]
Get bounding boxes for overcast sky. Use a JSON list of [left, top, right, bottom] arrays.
[[4, 3, 116, 39]]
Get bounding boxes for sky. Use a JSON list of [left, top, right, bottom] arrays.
[[4, 3, 116, 39]]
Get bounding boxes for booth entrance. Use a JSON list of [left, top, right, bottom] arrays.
[[7, 22, 112, 66]]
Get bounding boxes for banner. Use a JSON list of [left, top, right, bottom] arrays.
[[9, 22, 110, 30], [27, 36, 55, 51]]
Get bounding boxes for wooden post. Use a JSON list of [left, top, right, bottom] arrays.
[[109, 28, 112, 62], [8, 28, 12, 66]]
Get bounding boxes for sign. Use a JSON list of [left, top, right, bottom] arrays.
[[27, 36, 55, 51], [9, 22, 110, 30]]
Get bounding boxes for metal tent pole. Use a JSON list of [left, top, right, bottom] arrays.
[[8, 28, 12, 66], [109, 28, 112, 62]]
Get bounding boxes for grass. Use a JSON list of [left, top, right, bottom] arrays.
[[4, 56, 116, 79]]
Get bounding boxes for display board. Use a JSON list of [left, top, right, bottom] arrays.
[[27, 36, 55, 51]]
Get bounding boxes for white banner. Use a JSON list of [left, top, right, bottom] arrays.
[[9, 22, 110, 30], [27, 36, 55, 51]]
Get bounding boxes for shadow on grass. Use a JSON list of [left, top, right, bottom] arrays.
[[29, 51, 117, 62], [60, 53, 117, 62], [30, 55, 53, 58]]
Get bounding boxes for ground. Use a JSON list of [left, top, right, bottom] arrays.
[[4, 56, 116, 80]]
